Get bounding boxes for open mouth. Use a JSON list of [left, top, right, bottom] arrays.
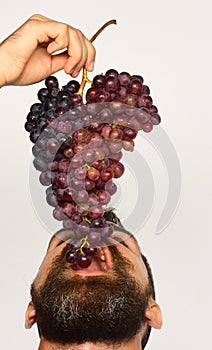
[[70, 246, 112, 276]]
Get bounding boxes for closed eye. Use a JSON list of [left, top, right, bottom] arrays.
[[113, 236, 129, 248]]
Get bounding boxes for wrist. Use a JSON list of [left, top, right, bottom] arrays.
[[0, 44, 11, 87]]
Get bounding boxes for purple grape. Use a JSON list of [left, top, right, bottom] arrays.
[[105, 69, 119, 79], [118, 72, 131, 86], [151, 114, 161, 125], [45, 76, 59, 90], [88, 230, 101, 245], [104, 76, 120, 92], [111, 161, 125, 178], [83, 246, 98, 256], [91, 217, 106, 228], [66, 249, 77, 264], [77, 253, 92, 268], [93, 74, 105, 88]]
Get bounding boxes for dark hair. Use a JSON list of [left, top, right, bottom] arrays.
[[104, 208, 156, 349]]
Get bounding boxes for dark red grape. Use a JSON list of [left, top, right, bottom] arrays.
[[111, 161, 125, 178], [100, 167, 114, 181], [66, 249, 77, 264], [104, 76, 119, 92], [87, 167, 100, 181], [77, 253, 92, 268], [128, 79, 142, 95], [93, 74, 105, 88], [83, 246, 98, 256], [105, 69, 119, 79], [118, 72, 131, 86]]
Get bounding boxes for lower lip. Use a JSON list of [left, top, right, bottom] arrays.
[[72, 269, 108, 276]]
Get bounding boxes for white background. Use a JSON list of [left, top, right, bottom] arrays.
[[0, 1, 212, 349]]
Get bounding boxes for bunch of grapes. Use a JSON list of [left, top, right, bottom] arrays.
[[25, 69, 161, 268]]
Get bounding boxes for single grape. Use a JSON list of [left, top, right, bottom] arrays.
[[38, 88, 49, 102], [39, 171, 52, 186], [46, 192, 58, 207], [95, 89, 110, 103], [86, 86, 99, 103], [131, 74, 144, 84], [45, 76, 59, 90], [77, 253, 92, 268], [88, 230, 101, 245], [91, 217, 106, 228], [71, 213, 82, 224], [66, 248, 78, 264], [123, 127, 137, 140], [76, 189, 89, 204], [100, 167, 114, 181], [69, 177, 83, 191], [93, 74, 105, 88], [137, 94, 153, 108], [89, 205, 104, 219], [104, 76, 120, 92], [83, 246, 98, 256], [47, 138, 60, 154], [101, 223, 114, 238], [151, 114, 161, 125], [87, 193, 99, 206], [105, 180, 117, 195], [118, 72, 131, 86], [105, 69, 119, 79], [142, 121, 153, 132], [56, 173, 68, 188], [110, 128, 124, 140], [122, 139, 135, 152], [111, 161, 125, 178], [141, 85, 150, 95], [30, 103, 43, 113], [85, 177, 96, 192], [87, 167, 100, 181], [62, 202, 76, 218], [74, 166, 87, 180], [128, 79, 142, 95], [33, 157, 48, 172], [65, 80, 80, 93]]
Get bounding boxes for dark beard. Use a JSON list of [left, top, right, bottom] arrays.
[[31, 244, 150, 346]]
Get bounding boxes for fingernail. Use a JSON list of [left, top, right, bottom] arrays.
[[88, 61, 94, 71], [72, 71, 79, 78]]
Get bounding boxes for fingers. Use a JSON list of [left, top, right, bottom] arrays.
[[24, 14, 96, 76], [46, 25, 96, 77], [0, 13, 96, 86]]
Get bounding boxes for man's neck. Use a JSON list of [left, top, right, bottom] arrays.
[[38, 336, 142, 350]]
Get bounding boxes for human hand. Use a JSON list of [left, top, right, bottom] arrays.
[[0, 14, 96, 87]]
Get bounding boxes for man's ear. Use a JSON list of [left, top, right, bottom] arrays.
[[145, 298, 163, 329], [25, 301, 37, 329]]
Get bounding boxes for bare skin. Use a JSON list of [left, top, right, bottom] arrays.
[[25, 230, 162, 350], [0, 14, 96, 87]]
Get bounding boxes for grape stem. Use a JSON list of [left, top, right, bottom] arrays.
[[77, 19, 117, 97], [77, 235, 90, 253]]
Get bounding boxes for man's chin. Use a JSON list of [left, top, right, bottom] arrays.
[[31, 244, 150, 345]]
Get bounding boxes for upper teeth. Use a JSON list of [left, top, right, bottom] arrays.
[[99, 248, 106, 262]]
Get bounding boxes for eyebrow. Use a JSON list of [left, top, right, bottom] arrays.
[[111, 223, 136, 240]]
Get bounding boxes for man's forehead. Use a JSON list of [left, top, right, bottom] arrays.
[[47, 225, 139, 249]]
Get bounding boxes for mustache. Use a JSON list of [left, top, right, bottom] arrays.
[[31, 241, 150, 345]]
